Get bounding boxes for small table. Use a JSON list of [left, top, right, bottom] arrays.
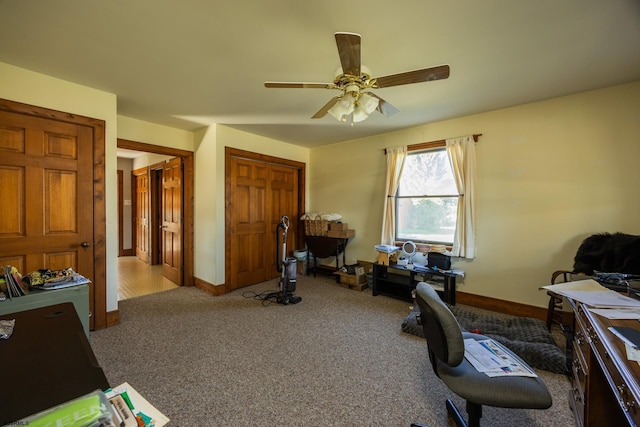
[[372, 262, 457, 304], [304, 235, 349, 281]]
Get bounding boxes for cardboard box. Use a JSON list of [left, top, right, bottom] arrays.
[[356, 259, 373, 274], [335, 260, 372, 291], [328, 229, 355, 238], [335, 271, 368, 291], [329, 222, 348, 231]]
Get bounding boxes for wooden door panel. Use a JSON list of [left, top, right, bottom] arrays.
[[269, 165, 299, 274], [0, 109, 94, 319], [133, 168, 150, 263], [0, 165, 23, 236], [161, 157, 182, 285], [45, 170, 78, 233]]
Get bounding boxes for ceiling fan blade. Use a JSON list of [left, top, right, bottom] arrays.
[[335, 32, 361, 76], [368, 93, 400, 117], [265, 82, 334, 89], [373, 65, 450, 88], [311, 96, 341, 119]]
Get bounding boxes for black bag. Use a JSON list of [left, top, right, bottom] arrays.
[[428, 252, 451, 270], [341, 263, 360, 274]]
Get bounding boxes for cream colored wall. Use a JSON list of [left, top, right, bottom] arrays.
[[131, 153, 174, 170], [0, 61, 120, 312], [193, 124, 310, 286], [193, 125, 218, 286], [118, 115, 194, 152], [116, 157, 134, 251], [310, 81, 640, 308]]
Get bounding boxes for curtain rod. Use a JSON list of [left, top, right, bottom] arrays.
[[383, 133, 482, 154]]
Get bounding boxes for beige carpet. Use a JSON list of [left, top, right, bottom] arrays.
[[91, 274, 575, 426]]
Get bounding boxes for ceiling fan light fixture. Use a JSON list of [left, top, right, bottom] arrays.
[[328, 95, 355, 122], [352, 106, 368, 123], [350, 92, 379, 123], [359, 92, 379, 115]]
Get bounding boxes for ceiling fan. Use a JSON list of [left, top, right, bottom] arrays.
[[264, 32, 450, 124]]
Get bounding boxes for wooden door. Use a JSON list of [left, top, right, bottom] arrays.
[[161, 157, 182, 285], [133, 167, 150, 263], [0, 110, 95, 320], [269, 164, 299, 273], [229, 156, 269, 289], [226, 148, 305, 291]]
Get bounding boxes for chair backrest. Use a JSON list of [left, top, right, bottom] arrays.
[[415, 282, 465, 368]]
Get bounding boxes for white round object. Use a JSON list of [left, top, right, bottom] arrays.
[[293, 249, 307, 261], [402, 241, 417, 257]]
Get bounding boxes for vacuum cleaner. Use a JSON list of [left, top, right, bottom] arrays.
[[274, 215, 301, 305]]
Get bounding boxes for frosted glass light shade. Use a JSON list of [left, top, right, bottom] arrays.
[[359, 92, 379, 114], [328, 96, 355, 122], [352, 92, 379, 122]]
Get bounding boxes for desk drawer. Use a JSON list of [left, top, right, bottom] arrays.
[[572, 341, 587, 401], [591, 332, 640, 425]]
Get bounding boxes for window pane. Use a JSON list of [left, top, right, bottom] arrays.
[[398, 149, 457, 196], [396, 196, 458, 244]]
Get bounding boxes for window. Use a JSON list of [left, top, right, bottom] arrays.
[[395, 146, 459, 245]]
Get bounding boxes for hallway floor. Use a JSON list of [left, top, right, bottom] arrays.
[[117, 256, 179, 300]]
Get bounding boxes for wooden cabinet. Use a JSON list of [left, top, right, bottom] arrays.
[[569, 299, 640, 426]]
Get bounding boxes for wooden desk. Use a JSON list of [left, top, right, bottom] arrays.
[[569, 299, 640, 426], [0, 303, 110, 425]]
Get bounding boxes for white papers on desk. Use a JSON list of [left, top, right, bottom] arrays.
[[540, 278, 605, 293], [562, 291, 640, 308], [626, 344, 640, 362], [541, 279, 640, 308], [464, 338, 538, 377], [588, 308, 640, 320]]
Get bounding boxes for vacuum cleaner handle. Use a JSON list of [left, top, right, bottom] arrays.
[[276, 215, 289, 273]]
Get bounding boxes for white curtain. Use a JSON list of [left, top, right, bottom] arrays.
[[381, 146, 407, 245], [446, 136, 477, 258]]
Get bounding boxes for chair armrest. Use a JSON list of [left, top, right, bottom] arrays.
[[551, 270, 573, 284]]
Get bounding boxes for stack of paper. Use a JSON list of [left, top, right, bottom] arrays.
[[2, 265, 27, 298], [541, 279, 640, 308], [105, 382, 169, 427]]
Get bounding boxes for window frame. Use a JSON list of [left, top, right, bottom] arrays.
[[394, 141, 460, 246]]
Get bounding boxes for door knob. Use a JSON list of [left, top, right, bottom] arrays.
[[81, 242, 90, 248]]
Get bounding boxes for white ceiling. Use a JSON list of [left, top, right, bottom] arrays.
[[1, 1, 639, 148]]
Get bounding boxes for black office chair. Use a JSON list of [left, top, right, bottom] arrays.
[[411, 282, 552, 427]]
